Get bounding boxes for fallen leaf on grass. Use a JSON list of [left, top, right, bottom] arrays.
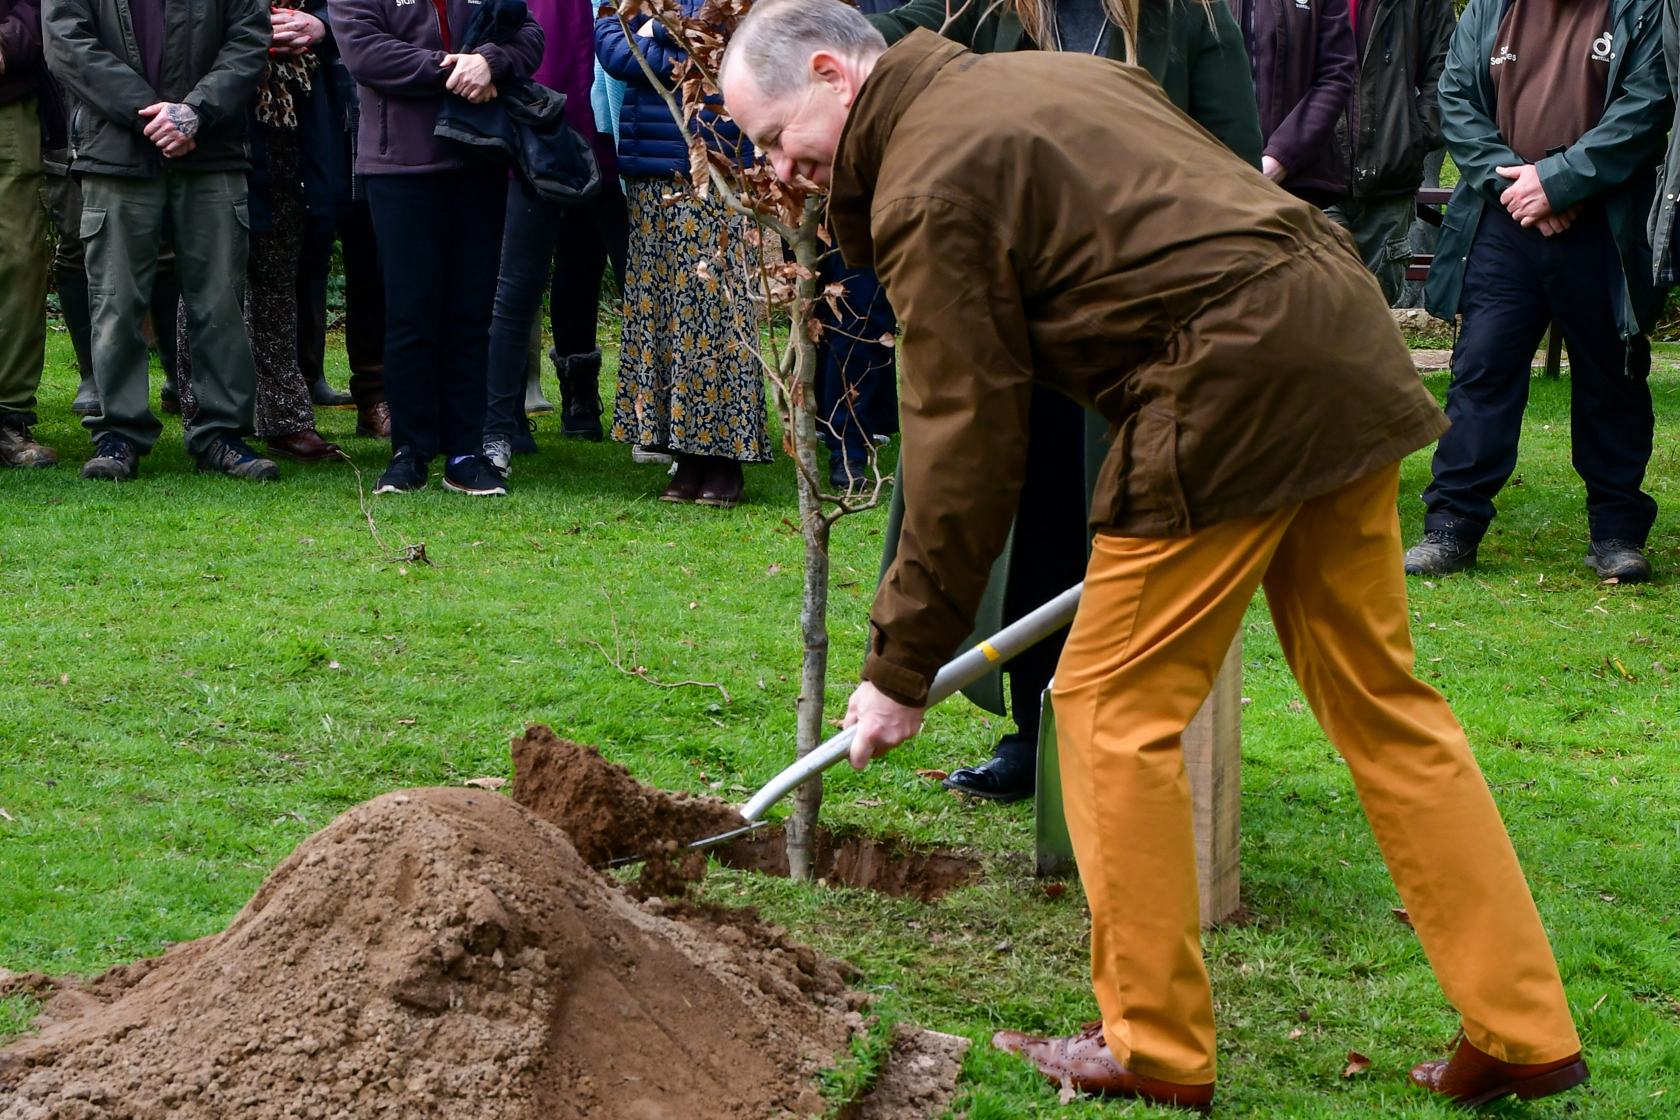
[[463, 777, 508, 791], [1287, 1028, 1304, 1040], [0, 808, 14, 822], [766, 562, 780, 575], [1391, 907, 1413, 927], [396, 718, 416, 725], [1342, 1052, 1371, 1078], [916, 769, 949, 781], [328, 660, 342, 670], [1042, 883, 1067, 898], [853, 798, 884, 807], [1058, 1073, 1078, 1105]]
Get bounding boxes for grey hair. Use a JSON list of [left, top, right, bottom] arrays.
[[720, 0, 888, 101]]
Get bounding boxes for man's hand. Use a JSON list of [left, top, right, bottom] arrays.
[[442, 52, 497, 103], [138, 102, 200, 157], [1495, 163, 1559, 227], [270, 8, 326, 58], [1261, 154, 1288, 183], [842, 681, 925, 770]]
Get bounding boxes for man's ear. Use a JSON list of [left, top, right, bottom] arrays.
[[809, 49, 856, 104]]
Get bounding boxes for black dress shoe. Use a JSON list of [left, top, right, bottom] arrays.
[[942, 733, 1036, 803], [1582, 539, 1651, 583], [309, 376, 355, 408]]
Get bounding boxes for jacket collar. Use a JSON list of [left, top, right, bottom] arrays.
[[829, 30, 968, 268]]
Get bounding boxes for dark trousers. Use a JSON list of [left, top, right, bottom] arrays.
[[1423, 205, 1657, 545], [365, 166, 506, 460], [814, 257, 898, 463], [485, 178, 628, 441], [1002, 387, 1090, 744], [298, 199, 386, 407]]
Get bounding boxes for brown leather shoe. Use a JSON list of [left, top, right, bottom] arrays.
[[1410, 1033, 1588, 1107], [660, 455, 706, 503], [993, 1022, 1214, 1114], [696, 457, 744, 507], [355, 400, 392, 439], [265, 429, 344, 464]]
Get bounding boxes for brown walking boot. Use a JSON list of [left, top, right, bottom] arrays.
[[1410, 1033, 1588, 1107], [355, 400, 392, 439], [993, 1022, 1214, 1114], [0, 418, 59, 468]]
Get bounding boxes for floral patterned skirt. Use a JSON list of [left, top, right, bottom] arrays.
[[611, 177, 772, 463]]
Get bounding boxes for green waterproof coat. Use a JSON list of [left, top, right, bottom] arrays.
[[1424, 0, 1670, 340], [870, 0, 1264, 167], [43, 0, 270, 177]]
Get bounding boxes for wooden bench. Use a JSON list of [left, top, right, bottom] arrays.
[[1406, 186, 1566, 378]]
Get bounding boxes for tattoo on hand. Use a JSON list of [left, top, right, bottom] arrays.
[[166, 103, 200, 139]]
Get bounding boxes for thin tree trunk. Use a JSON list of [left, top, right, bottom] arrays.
[[785, 199, 828, 881]]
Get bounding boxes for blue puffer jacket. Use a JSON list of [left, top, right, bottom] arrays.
[[594, 1, 750, 179]]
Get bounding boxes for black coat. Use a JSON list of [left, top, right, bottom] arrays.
[[1335, 0, 1456, 199]]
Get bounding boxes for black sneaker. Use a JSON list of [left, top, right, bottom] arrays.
[[81, 433, 140, 481], [829, 454, 869, 494], [1403, 531, 1478, 576], [941, 733, 1036, 803], [512, 416, 539, 455], [1582, 539, 1651, 583], [443, 454, 508, 496], [375, 448, 428, 494], [196, 435, 280, 480]]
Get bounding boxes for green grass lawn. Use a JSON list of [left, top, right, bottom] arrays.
[[3, 328, 1678, 1118]]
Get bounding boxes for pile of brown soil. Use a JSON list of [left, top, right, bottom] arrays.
[[0, 788, 861, 1120], [511, 726, 746, 866]]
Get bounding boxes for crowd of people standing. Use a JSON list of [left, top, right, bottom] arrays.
[[0, 0, 1671, 564]]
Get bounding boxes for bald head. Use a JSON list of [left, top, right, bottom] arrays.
[[719, 0, 886, 185]]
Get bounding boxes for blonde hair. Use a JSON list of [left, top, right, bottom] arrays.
[[1011, 0, 1141, 59]]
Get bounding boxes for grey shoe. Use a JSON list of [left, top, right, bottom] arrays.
[[1582, 539, 1651, 583], [72, 375, 102, 417], [81, 433, 139, 481], [1403, 531, 1478, 576], [484, 437, 513, 479], [196, 435, 280, 481], [524, 362, 555, 415]]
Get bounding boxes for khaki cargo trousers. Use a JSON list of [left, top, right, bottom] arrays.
[[0, 95, 48, 420], [1050, 462, 1579, 1085]]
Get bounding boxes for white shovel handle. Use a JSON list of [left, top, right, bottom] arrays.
[[738, 583, 1084, 822]]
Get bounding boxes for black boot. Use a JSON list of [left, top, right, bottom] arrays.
[[160, 368, 182, 415], [942, 733, 1036, 803], [309, 376, 355, 408], [554, 347, 604, 442], [1403, 530, 1478, 576]]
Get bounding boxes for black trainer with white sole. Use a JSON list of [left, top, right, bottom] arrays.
[[443, 455, 508, 496], [375, 449, 428, 494]]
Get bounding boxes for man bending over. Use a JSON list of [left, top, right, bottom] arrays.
[[719, 1, 1585, 1112]]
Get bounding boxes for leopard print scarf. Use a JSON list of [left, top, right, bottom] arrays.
[[255, 53, 320, 131]]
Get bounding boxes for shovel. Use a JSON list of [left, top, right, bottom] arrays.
[[657, 582, 1086, 858]]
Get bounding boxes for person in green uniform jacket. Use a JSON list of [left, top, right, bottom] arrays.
[[868, 0, 1263, 804]]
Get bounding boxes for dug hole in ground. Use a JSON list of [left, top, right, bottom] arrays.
[[0, 727, 968, 1120]]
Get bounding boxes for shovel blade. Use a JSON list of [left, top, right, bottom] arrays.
[[1035, 685, 1075, 877]]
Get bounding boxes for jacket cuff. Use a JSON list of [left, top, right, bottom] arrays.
[[862, 650, 931, 708], [1535, 154, 1584, 213], [475, 42, 514, 83]]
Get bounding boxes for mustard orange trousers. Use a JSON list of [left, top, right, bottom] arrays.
[[1050, 463, 1579, 1085]]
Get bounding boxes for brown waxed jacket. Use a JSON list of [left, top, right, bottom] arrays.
[[837, 31, 1448, 708]]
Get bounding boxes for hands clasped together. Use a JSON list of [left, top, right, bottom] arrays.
[[1495, 162, 1580, 237]]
